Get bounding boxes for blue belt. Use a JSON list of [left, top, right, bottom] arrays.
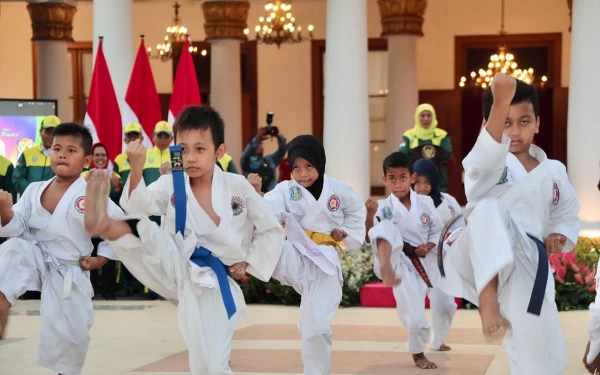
[[526, 233, 548, 316], [170, 145, 237, 319]]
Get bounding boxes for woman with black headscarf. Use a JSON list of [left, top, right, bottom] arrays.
[[264, 134, 367, 375], [412, 158, 464, 351]]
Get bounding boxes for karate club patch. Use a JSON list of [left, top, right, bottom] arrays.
[[74, 196, 85, 213], [496, 166, 509, 185], [327, 194, 341, 212], [289, 185, 303, 201], [383, 206, 393, 220], [421, 213, 430, 226], [553, 183, 560, 205], [231, 196, 245, 216]]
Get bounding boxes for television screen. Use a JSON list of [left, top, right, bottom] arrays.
[[0, 99, 57, 165]]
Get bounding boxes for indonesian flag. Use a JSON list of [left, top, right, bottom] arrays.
[[168, 37, 201, 124], [84, 37, 122, 163], [123, 36, 162, 149]]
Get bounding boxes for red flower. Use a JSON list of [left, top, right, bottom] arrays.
[[575, 273, 584, 285], [265, 289, 272, 294], [554, 264, 566, 284], [586, 271, 596, 285], [240, 276, 250, 285], [589, 283, 597, 293]]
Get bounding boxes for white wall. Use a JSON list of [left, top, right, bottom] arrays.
[[0, 0, 572, 149]]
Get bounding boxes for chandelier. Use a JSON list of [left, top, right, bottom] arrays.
[[248, 1, 314, 49], [147, 2, 199, 62], [458, 0, 547, 89]]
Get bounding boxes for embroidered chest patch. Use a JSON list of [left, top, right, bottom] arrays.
[[497, 166, 509, 185], [32, 156, 38, 163], [421, 213, 430, 226], [553, 183, 560, 205], [231, 196, 245, 216], [289, 186, 303, 201], [74, 196, 85, 213], [328, 194, 341, 212], [170, 193, 188, 207], [382, 206, 393, 220], [148, 157, 154, 164]]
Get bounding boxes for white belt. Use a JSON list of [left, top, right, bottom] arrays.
[[58, 259, 82, 300]]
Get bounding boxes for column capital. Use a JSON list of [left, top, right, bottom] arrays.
[[201, 1, 249, 41], [27, 1, 77, 42], [567, 0, 572, 32], [377, 0, 427, 37]]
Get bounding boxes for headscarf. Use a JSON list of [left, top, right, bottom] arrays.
[[413, 103, 439, 141], [287, 135, 326, 199], [90, 143, 109, 169], [413, 158, 443, 207]]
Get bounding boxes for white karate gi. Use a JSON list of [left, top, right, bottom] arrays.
[[264, 176, 366, 375], [0, 177, 122, 375], [368, 190, 447, 353], [587, 259, 600, 365], [117, 166, 284, 375], [438, 128, 580, 375]]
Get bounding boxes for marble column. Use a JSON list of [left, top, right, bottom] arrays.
[[323, 0, 370, 200], [567, 0, 600, 237], [27, 0, 76, 121], [202, 0, 249, 166], [378, 0, 427, 155], [93, 0, 134, 118]]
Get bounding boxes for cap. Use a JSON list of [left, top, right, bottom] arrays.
[[154, 121, 173, 136], [124, 122, 142, 135], [40, 115, 61, 130]]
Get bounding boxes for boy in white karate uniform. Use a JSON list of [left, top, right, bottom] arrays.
[[438, 74, 580, 374], [366, 152, 445, 369], [264, 135, 366, 375], [0, 123, 122, 375], [412, 157, 464, 352], [85, 105, 284, 375]]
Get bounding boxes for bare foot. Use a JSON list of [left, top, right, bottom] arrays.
[[479, 302, 510, 341], [0, 292, 10, 340], [412, 353, 437, 369], [584, 341, 600, 374], [436, 343, 451, 351], [84, 170, 111, 237]]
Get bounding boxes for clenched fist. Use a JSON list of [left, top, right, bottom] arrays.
[[247, 173, 262, 194], [0, 190, 13, 214], [491, 73, 517, 104], [331, 228, 347, 242], [365, 199, 378, 216], [125, 140, 147, 173]]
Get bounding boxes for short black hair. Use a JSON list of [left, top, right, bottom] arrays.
[[52, 123, 93, 155], [173, 105, 225, 148], [382, 152, 412, 175], [482, 79, 539, 121]]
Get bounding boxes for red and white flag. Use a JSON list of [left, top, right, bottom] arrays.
[[123, 36, 162, 149], [84, 37, 122, 163], [168, 37, 201, 124]]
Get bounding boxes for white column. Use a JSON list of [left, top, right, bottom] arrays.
[[567, 0, 600, 238], [385, 35, 418, 155], [28, 0, 76, 121], [93, 0, 134, 117], [323, 0, 370, 200], [211, 39, 243, 165]]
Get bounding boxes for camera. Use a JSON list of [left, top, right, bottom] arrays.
[[265, 111, 279, 136]]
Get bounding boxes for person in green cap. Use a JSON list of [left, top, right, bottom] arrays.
[[399, 104, 453, 192], [12, 115, 60, 196]]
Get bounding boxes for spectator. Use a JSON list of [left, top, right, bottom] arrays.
[[241, 127, 287, 193]]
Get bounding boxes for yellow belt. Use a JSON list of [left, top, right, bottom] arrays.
[[303, 229, 352, 269]]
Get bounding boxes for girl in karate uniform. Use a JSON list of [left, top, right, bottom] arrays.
[[412, 158, 463, 352], [264, 135, 367, 375]]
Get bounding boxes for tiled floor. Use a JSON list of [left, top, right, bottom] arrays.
[[0, 300, 591, 374]]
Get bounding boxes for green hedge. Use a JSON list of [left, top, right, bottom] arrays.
[[238, 238, 600, 311]]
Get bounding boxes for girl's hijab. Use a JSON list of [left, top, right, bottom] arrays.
[[287, 135, 326, 199], [413, 158, 443, 207]]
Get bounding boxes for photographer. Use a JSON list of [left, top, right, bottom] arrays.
[[240, 124, 287, 194]]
